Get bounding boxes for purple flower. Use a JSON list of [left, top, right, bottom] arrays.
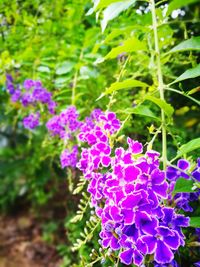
[[23, 112, 40, 130], [23, 79, 35, 90], [48, 100, 57, 114], [194, 262, 200, 267], [76, 111, 190, 266], [166, 159, 190, 181], [154, 259, 179, 266], [127, 137, 143, 154], [60, 145, 78, 169], [100, 112, 121, 134], [21, 92, 35, 106], [11, 85, 21, 102], [90, 109, 103, 121], [192, 158, 200, 182], [32, 87, 52, 104], [46, 106, 81, 138], [6, 74, 15, 94]]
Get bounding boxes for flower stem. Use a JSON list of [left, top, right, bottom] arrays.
[[150, 0, 167, 170]]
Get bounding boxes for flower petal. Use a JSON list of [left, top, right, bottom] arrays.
[[154, 240, 174, 264], [120, 248, 134, 265]]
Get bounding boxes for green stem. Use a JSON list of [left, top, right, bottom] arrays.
[[150, 0, 167, 170], [106, 55, 130, 111], [165, 87, 200, 106], [71, 49, 83, 105], [71, 69, 78, 105]]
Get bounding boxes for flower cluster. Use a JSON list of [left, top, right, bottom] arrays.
[[77, 111, 190, 266], [46, 105, 82, 139], [166, 158, 200, 212], [46, 105, 84, 168], [60, 145, 78, 169], [6, 74, 56, 129], [23, 112, 40, 130]]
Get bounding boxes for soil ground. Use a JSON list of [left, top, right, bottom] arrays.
[[0, 214, 62, 267]]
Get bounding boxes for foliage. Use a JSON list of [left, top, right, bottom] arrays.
[[0, 0, 200, 266]]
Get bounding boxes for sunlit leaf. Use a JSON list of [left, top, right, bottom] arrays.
[[37, 66, 50, 73], [145, 96, 174, 117], [167, 36, 200, 54], [97, 79, 148, 100], [101, 0, 136, 32], [118, 105, 160, 121], [96, 0, 121, 10], [190, 217, 200, 228], [170, 64, 200, 85], [104, 37, 146, 60], [173, 178, 194, 194], [177, 137, 200, 157], [56, 61, 74, 75]]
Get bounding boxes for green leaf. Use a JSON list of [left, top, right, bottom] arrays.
[[145, 96, 174, 117], [37, 66, 50, 73], [177, 137, 200, 157], [118, 105, 160, 121], [104, 37, 146, 60], [101, 0, 136, 32], [167, 36, 200, 54], [105, 79, 148, 93], [166, 0, 199, 17], [190, 217, 200, 228], [95, 0, 121, 10], [56, 61, 74, 75], [173, 178, 194, 194], [169, 64, 200, 85], [97, 79, 148, 100]]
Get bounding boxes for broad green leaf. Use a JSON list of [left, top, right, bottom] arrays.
[[177, 137, 200, 157], [167, 36, 200, 54], [173, 178, 194, 194], [105, 79, 148, 93], [56, 61, 74, 75], [190, 217, 200, 228], [101, 0, 136, 32], [166, 0, 199, 17], [118, 105, 160, 121], [97, 79, 148, 100], [54, 77, 70, 88], [145, 96, 174, 117], [37, 66, 50, 73], [170, 64, 200, 85], [104, 27, 133, 43], [104, 37, 146, 60], [96, 0, 121, 10]]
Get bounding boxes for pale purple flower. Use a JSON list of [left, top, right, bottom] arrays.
[[60, 145, 78, 168], [23, 112, 40, 129]]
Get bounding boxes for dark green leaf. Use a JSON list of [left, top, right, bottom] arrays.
[[169, 64, 200, 85], [177, 137, 200, 157], [173, 178, 194, 194], [167, 36, 200, 54], [190, 217, 200, 228], [166, 0, 199, 16]]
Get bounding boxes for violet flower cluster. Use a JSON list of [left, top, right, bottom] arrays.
[[166, 158, 200, 212], [6, 74, 56, 130], [46, 105, 83, 169], [77, 111, 190, 266]]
